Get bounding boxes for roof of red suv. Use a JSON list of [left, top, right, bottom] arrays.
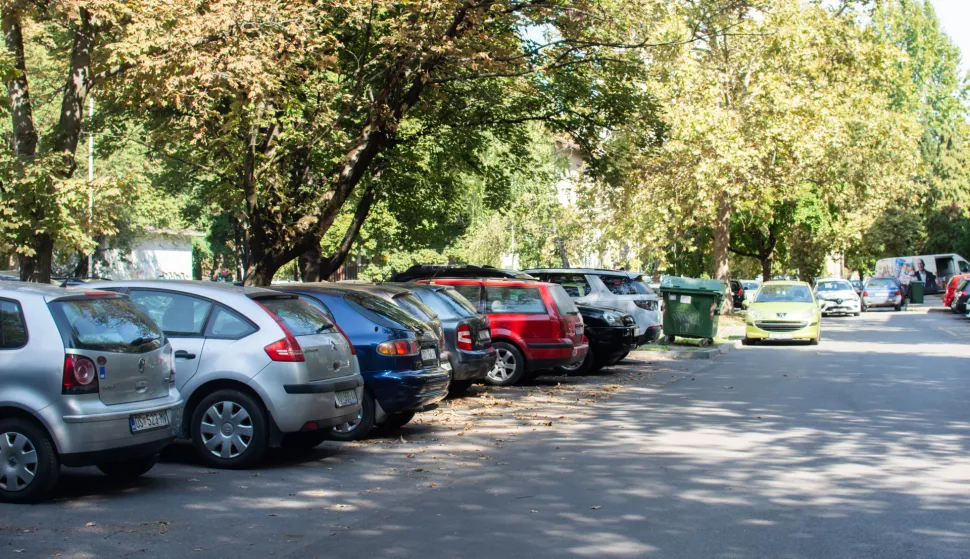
[[420, 278, 544, 288]]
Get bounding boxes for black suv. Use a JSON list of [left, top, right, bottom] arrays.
[[390, 264, 535, 282], [557, 304, 638, 375]]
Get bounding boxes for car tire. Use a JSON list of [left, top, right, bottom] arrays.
[[280, 431, 329, 450], [330, 390, 376, 442], [96, 455, 158, 480], [663, 335, 676, 345], [448, 379, 474, 394], [894, 303, 902, 312], [555, 346, 593, 376], [0, 418, 60, 504], [381, 411, 416, 430], [485, 342, 527, 386], [853, 312, 860, 317], [614, 351, 630, 363], [191, 389, 268, 469]]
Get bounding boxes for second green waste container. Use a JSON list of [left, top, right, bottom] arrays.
[[909, 281, 924, 304], [659, 277, 726, 346]]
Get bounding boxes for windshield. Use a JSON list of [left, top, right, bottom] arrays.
[[816, 281, 853, 292], [755, 285, 814, 303], [50, 297, 163, 353]]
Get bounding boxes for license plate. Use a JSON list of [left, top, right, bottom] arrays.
[[478, 330, 491, 341], [334, 389, 358, 408], [421, 348, 437, 361], [634, 326, 641, 337], [129, 411, 169, 433], [576, 325, 584, 336], [769, 333, 794, 340]]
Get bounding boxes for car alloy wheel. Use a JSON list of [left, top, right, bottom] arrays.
[[200, 401, 254, 459], [333, 408, 364, 435], [489, 348, 516, 382], [0, 431, 38, 492]]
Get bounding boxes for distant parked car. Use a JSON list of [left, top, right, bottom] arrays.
[[950, 278, 970, 314], [274, 285, 450, 440], [862, 277, 905, 311], [522, 268, 661, 346], [741, 281, 760, 303], [417, 278, 587, 386], [729, 280, 746, 308], [814, 278, 861, 316], [387, 283, 496, 393], [943, 274, 970, 308], [743, 281, 821, 345], [390, 264, 535, 282], [850, 280, 863, 294], [558, 304, 638, 375], [89, 281, 364, 467], [0, 282, 183, 503]]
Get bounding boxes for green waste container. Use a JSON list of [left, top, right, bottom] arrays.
[[910, 281, 924, 304], [659, 277, 726, 346]]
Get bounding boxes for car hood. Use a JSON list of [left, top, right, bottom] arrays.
[[747, 301, 817, 318]]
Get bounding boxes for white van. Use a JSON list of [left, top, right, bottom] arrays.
[[874, 254, 970, 294]]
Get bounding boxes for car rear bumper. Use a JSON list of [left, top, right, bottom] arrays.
[[863, 295, 901, 308], [590, 326, 638, 358], [638, 326, 661, 345], [451, 347, 497, 381], [44, 392, 183, 457], [258, 373, 365, 433], [369, 367, 451, 412]]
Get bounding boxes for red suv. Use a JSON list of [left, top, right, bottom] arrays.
[[417, 278, 588, 386]]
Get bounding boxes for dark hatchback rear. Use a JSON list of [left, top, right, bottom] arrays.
[[389, 283, 496, 390], [273, 285, 449, 440]]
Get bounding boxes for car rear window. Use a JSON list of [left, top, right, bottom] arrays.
[[0, 299, 28, 349], [412, 289, 476, 319], [258, 297, 334, 336], [600, 275, 650, 295], [394, 293, 438, 323], [345, 292, 426, 331], [867, 278, 897, 288], [547, 284, 580, 316], [957, 279, 969, 292], [485, 286, 546, 314], [50, 297, 163, 353]]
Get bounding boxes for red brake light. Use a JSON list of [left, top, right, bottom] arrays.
[[255, 300, 305, 362], [457, 324, 473, 351], [863, 291, 868, 297], [83, 292, 113, 297], [63, 355, 99, 394], [264, 337, 305, 362]]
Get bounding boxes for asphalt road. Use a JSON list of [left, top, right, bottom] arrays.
[[2, 307, 969, 558]]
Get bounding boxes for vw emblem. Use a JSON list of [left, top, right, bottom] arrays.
[[138, 358, 146, 374]]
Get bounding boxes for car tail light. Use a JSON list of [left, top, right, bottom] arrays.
[[63, 355, 98, 395], [863, 291, 868, 297], [264, 337, 305, 362], [738, 288, 744, 298], [256, 300, 306, 362], [457, 324, 473, 351], [634, 300, 657, 311], [377, 339, 420, 356]]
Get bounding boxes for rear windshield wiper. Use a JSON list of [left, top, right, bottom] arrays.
[[130, 336, 159, 346]]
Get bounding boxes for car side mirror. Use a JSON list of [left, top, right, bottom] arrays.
[[740, 300, 748, 309]]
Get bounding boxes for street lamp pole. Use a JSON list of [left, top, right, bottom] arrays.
[[87, 95, 94, 278]]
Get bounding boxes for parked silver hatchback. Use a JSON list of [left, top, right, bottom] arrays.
[[0, 282, 182, 503], [89, 281, 364, 468]]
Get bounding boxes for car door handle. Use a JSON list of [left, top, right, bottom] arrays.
[[174, 350, 196, 360]]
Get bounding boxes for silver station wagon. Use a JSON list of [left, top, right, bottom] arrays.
[[90, 281, 364, 468], [0, 282, 183, 503]]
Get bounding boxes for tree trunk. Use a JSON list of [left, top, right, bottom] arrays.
[[54, 8, 97, 170], [713, 198, 732, 312], [299, 246, 323, 283], [761, 253, 772, 282]]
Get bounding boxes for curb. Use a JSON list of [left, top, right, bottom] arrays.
[[629, 340, 740, 361]]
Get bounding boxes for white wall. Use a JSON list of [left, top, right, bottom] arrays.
[[100, 233, 195, 280]]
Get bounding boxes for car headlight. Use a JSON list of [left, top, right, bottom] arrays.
[[604, 312, 622, 326], [747, 310, 762, 320]]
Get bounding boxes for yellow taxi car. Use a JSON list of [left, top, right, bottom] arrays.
[[742, 281, 821, 345]]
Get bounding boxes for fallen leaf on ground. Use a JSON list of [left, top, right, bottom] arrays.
[[591, 506, 602, 510], [724, 386, 734, 389], [85, 522, 97, 527]]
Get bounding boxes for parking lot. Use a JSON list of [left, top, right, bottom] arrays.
[[3, 306, 970, 559]]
